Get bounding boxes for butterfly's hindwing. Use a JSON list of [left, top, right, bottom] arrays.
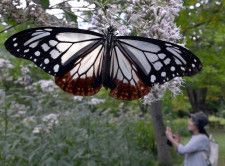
[[116, 36, 202, 85], [109, 43, 150, 100], [55, 43, 105, 96], [5, 27, 104, 76]]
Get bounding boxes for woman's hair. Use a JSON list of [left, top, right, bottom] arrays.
[[188, 111, 209, 137], [198, 126, 209, 137]]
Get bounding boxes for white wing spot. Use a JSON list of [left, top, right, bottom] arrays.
[[32, 31, 44, 36], [24, 32, 50, 46], [41, 43, 50, 51], [170, 66, 175, 71], [35, 51, 40, 56], [192, 64, 195, 67], [73, 73, 79, 79], [29, 41, 39, 48], [50, 49, 60, 59], [125, 47, 151, 74], [24, 49, 29, 53], [175, 58, 182, 65], [172, 47, 182, 54], [166, 47, 186, 64], [115, 47, 132, 80], [61, 41, 92, 64], [164, 58, 171, 65], [13, 43, 18, 47], [49, 40, 58, 46], [150, 75, 156, 83], [130, 80, 135, 86], [44, 28, 52, 31], [56, 43, 72, 52], [56, 33, 99, 42], [121, 39, 161, 53], [13, 38, 17, 41], [44, 58, 50, 64], [161, 72, 166, 77], [166, 43, 172, 47], [158, 53, 166, 59], [54, 64, 59, 73], [146, 53, 159, 62], [181, 67, 185, 71], [153, 61, 163, 71], [17, 49, 20, 52]]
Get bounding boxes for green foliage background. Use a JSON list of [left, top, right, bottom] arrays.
[[0, 0, 225, 165]]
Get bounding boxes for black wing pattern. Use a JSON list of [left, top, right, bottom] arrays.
[[5, 27, 105, 96], [5, 27, 104, 77], [5, 27, 202, 100], [108, 36, 202, 100]]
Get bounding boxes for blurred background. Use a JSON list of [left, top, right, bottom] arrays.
[[0, 0, 225, 165]]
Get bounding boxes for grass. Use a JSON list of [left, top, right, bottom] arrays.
[[208, 128, 225, 166]]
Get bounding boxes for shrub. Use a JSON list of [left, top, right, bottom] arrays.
[[209, 115, 225, 129], [167, 118, 190, 137]]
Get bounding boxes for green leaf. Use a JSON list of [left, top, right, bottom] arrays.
[[64, 10, 78, 23], [38, 0, 50, 9]]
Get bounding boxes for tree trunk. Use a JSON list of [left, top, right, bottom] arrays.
[[149, 100, 172, 166], [187, 88, 208, 112]]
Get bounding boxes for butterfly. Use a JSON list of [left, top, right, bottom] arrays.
[[4, 26, 202, 100]]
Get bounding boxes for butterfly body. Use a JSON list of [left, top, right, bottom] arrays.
[[101, 26, 116, 89], [5, 26, 202, 100]]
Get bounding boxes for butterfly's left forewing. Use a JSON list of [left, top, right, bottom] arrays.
[[5, 27, 104, 76]]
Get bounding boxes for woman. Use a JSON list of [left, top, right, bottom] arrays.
[[165, 111, 210, 166]]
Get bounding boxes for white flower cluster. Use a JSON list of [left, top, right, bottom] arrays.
[[88, 98, 105, 105], [42, 113, 59, 126], [143, 77, 184, 104], [0, 58, 14, 81], [9, 101, 30, 117], [32, 124, 43, 134], [89, 0, 184, 103], [22, 116, 36, 126], [32, 113, 59, 134], [15, 66, 33, 85], [33, 80, 58, 92], [0, 0, 74, 27], [91, 0, 183, 41], [73, 95, 84, 101], [0, 58, 14, 69]]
